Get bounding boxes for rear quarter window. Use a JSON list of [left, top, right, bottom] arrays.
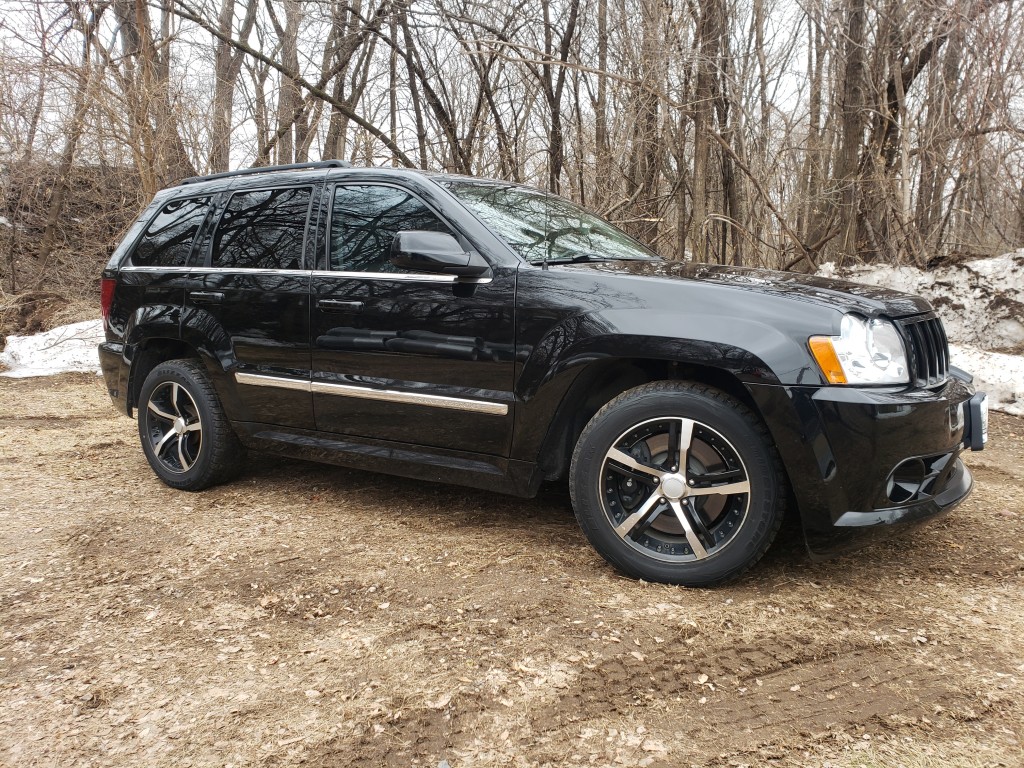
[[130, 197, 212, 267]]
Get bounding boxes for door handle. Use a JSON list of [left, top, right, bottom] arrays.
[[317, 299, 363, 312], [189, 290, 224, 304]]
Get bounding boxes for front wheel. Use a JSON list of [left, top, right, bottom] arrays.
[[569, 381, 785, 586], [137, 359, 244, 490]]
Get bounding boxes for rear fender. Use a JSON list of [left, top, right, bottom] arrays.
[[178, 304, 247, 419], [124, 305, 183, 412]]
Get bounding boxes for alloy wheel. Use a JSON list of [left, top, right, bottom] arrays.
[[600, 416, 751, 562], [143, 381, 204, 474]]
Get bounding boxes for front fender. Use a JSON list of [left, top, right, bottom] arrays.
[[516, 309, 822, 400], [509, 309, 823, 468]]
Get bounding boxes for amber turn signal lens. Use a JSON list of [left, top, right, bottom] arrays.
[[808, 336, 848, 384]]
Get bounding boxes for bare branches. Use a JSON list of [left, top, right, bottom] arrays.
[[4, 0, 1024, 305]]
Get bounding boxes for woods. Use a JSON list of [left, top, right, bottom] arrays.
[[2, 0, 1023, 300]]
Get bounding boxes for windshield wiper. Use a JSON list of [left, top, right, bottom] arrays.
[[531, 252, 613, 265]]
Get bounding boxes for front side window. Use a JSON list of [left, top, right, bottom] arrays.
[[330, 185, 452, 272], [132, 197, 210, 267], [213, 186, 311, 270]]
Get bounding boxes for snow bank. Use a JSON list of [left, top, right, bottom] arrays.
[[0, 320, 104, 378], [948, 345, 1024, 417], [817, 252, 1024, 352], [819, 252, 1024, 415]]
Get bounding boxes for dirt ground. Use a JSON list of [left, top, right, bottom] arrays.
[[1, 374, 1022, 768]]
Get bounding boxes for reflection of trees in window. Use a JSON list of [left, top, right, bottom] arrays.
[[440, 181, 657, 263], [214, 187, 311, 270], [132, 197, 210, 267], [331, 185, 451, 272]]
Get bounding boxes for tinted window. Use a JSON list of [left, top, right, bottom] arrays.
[[330, 185, 451, 272], [131, 197, 210, 267], [213, 187, 311, 270]]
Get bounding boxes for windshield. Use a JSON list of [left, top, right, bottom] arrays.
[[438, 180, 660, 264]]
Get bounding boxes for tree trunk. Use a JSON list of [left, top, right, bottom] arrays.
[[209, 0, 258, 172]]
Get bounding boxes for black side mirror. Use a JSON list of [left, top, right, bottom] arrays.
[[390, 231, 491, 277]]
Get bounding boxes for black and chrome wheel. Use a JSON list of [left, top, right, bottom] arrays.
[[137, 359, 244, 490], [570, 381, 785, 586]]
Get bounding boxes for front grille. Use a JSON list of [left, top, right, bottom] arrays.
[[900, 314, 949, 387]]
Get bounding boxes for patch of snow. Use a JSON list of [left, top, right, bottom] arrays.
[[818, 252, 1024, 416], [0, 320, 104, 378], [950, 345, 1024, 417], [0, 215, 11, 228]]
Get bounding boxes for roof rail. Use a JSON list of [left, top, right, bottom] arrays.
[[178, 160, 352, 186]]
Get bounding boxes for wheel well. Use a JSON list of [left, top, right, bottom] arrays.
[[128, 339, 200, 412], [538, 359, 761, 482]]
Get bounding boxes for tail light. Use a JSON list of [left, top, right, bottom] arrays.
[[100, 278, 116, 332]]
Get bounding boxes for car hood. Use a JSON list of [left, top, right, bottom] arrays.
[[563, 260, 933, 318]]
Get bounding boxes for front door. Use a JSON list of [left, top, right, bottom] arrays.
[[310, 182, 516, 455]]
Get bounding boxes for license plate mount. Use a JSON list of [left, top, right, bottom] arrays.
[[965, 392, 988, 451]]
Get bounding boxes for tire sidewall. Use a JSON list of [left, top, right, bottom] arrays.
[[570, 385, 780, 586], [137, 362, 219, 490]]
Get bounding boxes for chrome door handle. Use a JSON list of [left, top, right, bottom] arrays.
[[189, 291, 224, 304], [317, 299, 363, 312]]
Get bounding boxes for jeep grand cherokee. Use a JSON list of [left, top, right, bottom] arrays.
[[98, 161, 988, 586]]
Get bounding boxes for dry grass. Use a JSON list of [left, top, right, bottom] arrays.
[[0, 291, 97, 341]]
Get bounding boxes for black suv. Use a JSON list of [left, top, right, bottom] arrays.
[[99, 161, 988, 586]]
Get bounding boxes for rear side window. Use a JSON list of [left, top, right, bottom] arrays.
[[213, 187, 311, 270], [131, 197, 211, 267]]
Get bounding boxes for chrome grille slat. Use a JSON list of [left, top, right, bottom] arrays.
[[899, 315, 949, 387], [923, 320, 938, 380], [936, 321, 949, 372]]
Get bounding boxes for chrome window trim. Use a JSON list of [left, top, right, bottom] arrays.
[[233, 372, 508, 415], [121, 266, 192, 273], [313, 269, 455, 282], [119, 266, 491, 284], [189, 267, 311, 277], [312, 270, 493, 284]]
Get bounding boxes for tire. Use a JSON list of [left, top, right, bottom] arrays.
[[569, 381, 785, 586], [137, 359, 245, 491]]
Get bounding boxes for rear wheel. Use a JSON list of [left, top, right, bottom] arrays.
[[137, 359, 244, 490], [570, 381, 785, 586]]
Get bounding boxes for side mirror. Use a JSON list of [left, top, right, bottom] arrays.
[[390, 231, 490, 277]]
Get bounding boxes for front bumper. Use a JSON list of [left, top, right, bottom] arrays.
[[747, 374, 983, 558]]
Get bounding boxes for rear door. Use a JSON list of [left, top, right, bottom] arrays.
[[184, 179, 318, 429], [309, 181, 517, 455]]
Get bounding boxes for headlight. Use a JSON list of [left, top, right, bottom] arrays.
[[809, 315, 909, 385]]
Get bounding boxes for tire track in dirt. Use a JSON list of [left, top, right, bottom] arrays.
[[522, 634, 982, 760]]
